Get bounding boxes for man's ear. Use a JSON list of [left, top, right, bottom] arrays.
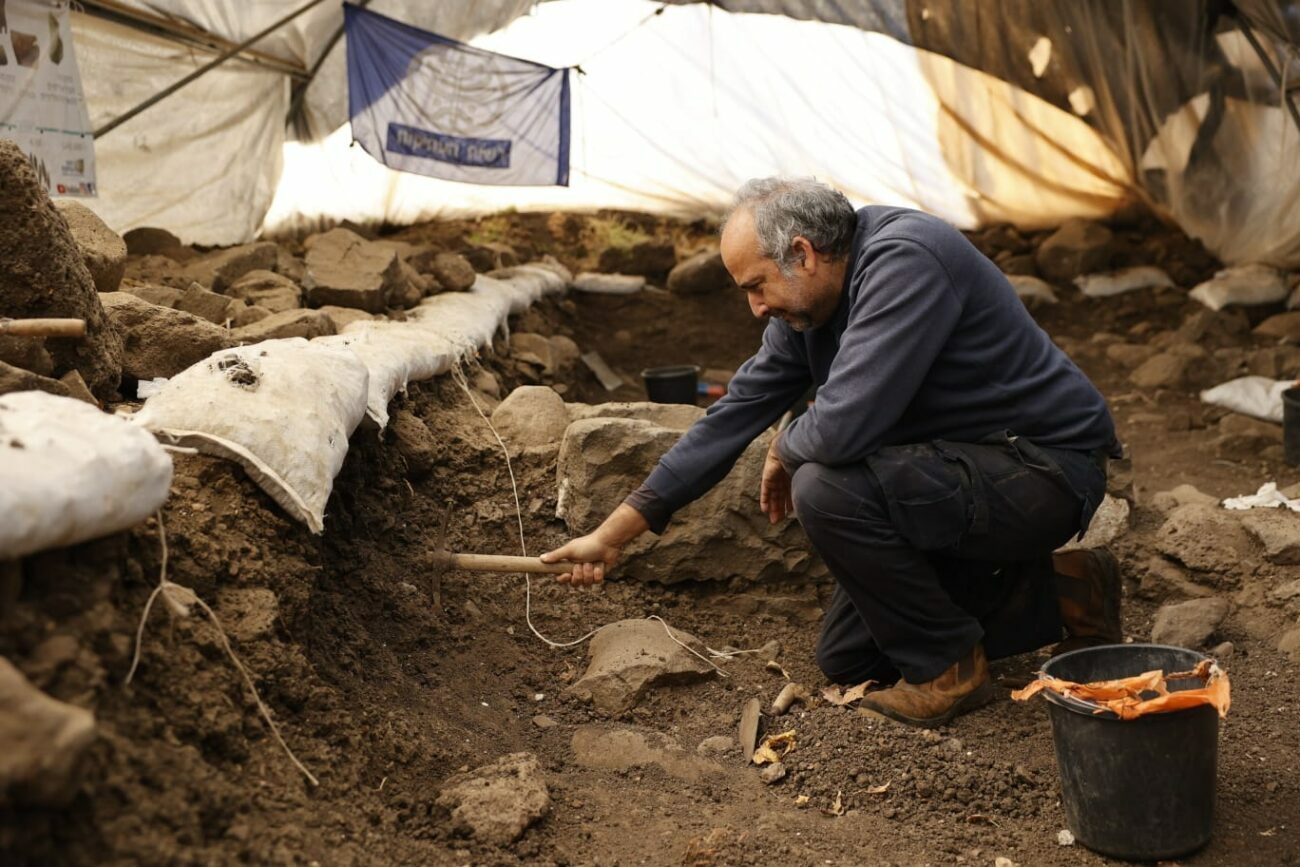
[[790, 236, 817, 274]]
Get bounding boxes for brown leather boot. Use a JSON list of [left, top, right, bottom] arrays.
[[857, 645, 994, 728], [1052, 548, 1123, 655]]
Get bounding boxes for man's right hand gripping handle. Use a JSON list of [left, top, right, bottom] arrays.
[[540, 503, 649, 587]]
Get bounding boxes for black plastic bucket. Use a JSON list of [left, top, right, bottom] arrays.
[[1283, 386, 1300, 466], [1041, 644, 1218, 861], [641, 365, 699, 405]]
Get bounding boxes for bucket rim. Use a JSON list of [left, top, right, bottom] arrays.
[[641, 364, 701, 380], [1039, 643, 1212, 720]]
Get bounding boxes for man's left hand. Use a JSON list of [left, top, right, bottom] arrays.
[[760, 433, 794, 524]]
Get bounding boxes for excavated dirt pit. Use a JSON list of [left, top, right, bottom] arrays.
[[4, 212, 1300, 867]]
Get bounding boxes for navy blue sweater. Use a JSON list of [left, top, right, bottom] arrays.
[[632, 206, 1117, 530]]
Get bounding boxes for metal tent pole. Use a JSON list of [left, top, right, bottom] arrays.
[[93, 0, 331, 139]]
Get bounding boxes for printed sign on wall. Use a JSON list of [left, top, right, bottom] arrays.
[[345, 4, 570, 187], [0, 0, 96, 195]]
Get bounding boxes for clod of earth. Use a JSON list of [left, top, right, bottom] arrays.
[[435, 752, 550, 846], [0, 657, 96, 807]]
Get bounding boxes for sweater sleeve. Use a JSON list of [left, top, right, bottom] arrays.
[[776, 237, 963, 470], [639, 319, 811, 522]]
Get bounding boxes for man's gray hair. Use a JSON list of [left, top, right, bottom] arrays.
[[726, 177, 857, 274]]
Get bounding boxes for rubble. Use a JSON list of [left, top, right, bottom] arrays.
[[557, 413, 816, 584], [0, 657, 96, 807], [1034, 219, 1113, 282], [1239, 511, 1300, 565], [100, 292, 236, 381], [566, 618, 715, 714], [225, 270, 303, 313], [0, 139, 123, 399], [302, 228, 404, 313], [54, 200, 127, 294], [435, 752, 550, 845], [233, 308, 336, 341], [185, 242, 278, 292], [177, 283, 248, 325], [1150, 597, 1231, 648], [430, 252, 478, 292], [491, 385, 570, 448], [122, 226, 183, 256], [667, 250, 735, 295], [1155, 503, 1254, 577]]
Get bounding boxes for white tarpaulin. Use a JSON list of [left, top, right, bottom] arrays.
[[22, 0, 1300, 267], [345, 4, 570, 187], [0, 0, 96, 196]]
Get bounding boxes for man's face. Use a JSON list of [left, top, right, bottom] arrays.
[[720, 208, 838, 332]]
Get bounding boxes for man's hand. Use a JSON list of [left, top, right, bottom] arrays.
[[760, 433, 794, 524], [541, 532, 622, 586], [541, 503, 648, 587]]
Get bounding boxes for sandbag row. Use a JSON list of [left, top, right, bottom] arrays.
[[131, 265, 570, 533]]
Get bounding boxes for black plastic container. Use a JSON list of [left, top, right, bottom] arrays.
[[1041, 644, 1218, 862], [1284, 386, 1300, 466], [641, 365, 699, 405]]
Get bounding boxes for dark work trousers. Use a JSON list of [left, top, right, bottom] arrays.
[[792, 432, 1107, 686]]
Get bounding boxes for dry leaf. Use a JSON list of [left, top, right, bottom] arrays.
[[821, 680, 877, 706], [822, 789, 845, 817], [751, 729, 796, 765], [794, 794, 809, 807], [865, 781, 891, 795]]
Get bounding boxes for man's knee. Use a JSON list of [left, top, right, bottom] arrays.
[[791, 462, 887, 533]]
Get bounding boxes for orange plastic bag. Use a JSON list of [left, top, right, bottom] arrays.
[[1012, 659, 1230, 720]]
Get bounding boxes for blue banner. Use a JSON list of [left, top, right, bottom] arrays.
[[344, 4, 570, 187]]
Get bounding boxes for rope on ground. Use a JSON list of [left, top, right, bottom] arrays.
[[451, 363, 761, 675], [126, 510, 320, 787]]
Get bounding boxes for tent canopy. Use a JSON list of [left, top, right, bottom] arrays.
[[57, 0, 1300, 267]]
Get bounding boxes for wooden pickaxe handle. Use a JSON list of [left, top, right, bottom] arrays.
[[446, 553, 575, 574], [0, 318, 87, 338]]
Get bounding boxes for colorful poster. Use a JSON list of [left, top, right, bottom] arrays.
[[345, 4, 570, 187], [0, 0, 96, 196]]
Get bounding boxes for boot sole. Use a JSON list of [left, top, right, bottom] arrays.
[[860, 680, 997, 729]]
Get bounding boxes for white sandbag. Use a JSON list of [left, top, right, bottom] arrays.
[[318, 321, 456, 429], [408, 288, 513, 353], [1199, 375, 1292, 423], [1074, 266, 1174, 298], [487, 265, 567, 310], [1189, 264, 1286, 311], [407, 264, 569, 354], [133, 338, 369, 533], [572, 272, 646, 294], [1006, 275, 1057, 304], [0, 391, 173, 560]]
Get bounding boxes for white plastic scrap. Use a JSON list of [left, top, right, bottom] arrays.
[[1189, 263, 1287, 311], [133, 338, 370, 534], [1006, 275, 1057, 304], [0, 391, 173, 560], [1223, 482, 1300, 513], [1073, 266, 1174, 298], [1199, 376, 1293, 423], [572, 272, 646, 295]]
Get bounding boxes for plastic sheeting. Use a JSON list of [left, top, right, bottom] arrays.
[[50, 0, 1300, 267]]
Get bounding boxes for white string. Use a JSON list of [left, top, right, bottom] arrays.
[[452, 364, 598, 649], [127, 510, 319, 786]]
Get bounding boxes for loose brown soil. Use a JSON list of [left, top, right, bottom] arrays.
[[3, 212, 1300, 867]]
